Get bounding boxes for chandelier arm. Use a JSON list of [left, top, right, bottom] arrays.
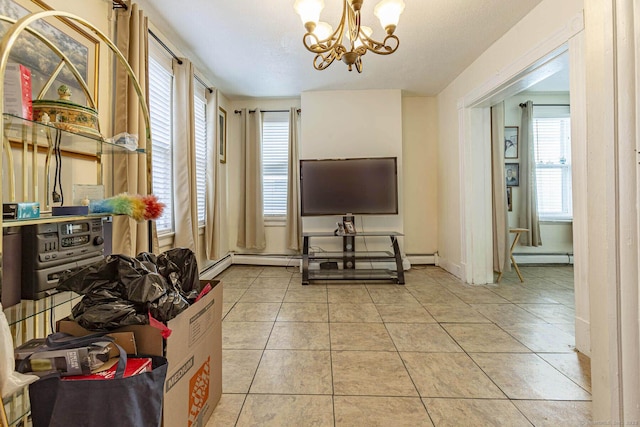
[[313, 45, 347, 70], [347, 3, 360, 49], [359, 34, 400, 55]]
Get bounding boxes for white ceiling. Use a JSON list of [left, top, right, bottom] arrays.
[[138, 0, 547, 99]]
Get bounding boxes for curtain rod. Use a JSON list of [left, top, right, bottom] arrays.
[[112, 0, 128, 10], [148, 29, 213, 93], [519, 103, 570, 107], [234, 109, 301, 114]]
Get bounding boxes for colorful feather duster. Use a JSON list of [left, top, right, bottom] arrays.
[[89, 193, 165, 221]]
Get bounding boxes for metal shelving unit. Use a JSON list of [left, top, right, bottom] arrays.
[[1, 10, 152, 426], [302, 231, 405, 285]]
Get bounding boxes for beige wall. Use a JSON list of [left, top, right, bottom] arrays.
[[299, 90, 404, 253], [436, 0, 583, 275], [222, 92, 438, 259], [402, 97, 438, 255]]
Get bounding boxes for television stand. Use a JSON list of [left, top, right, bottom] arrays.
[[301, 231, 405, 285]]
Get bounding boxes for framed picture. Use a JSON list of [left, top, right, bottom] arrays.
[[343, 220, 356, 235], [218, 107, 227, 163], [0, 0, 100, 105], [506, 187, 512, 212], [504, 126, 518, 159], [505, 163, 520, 187]]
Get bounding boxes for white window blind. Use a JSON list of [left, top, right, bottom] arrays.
[[149, 45, 174, 233], [194, 81, 207, 227], [262, 111, 289, 217], [533, 106, 572, 220]]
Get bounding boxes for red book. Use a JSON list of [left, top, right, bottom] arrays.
[[63, 357, 152, 381], [3, 63, 32, 120]]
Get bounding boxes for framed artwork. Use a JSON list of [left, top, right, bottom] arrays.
[[504, 126, 518, 159], [0, 0, 100, 105], [343, 220, 356, 235], [218, 107, 227, 163], [505, 163, 519, 187], [506, 187, 512, 212]]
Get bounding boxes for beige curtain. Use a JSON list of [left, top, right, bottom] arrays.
[[171, 58, 198, 251], [237, 109, 266, 250], [285, 108, 301, 251], [491, 103, 510, 274], [205, 89, 223, 259], [519, 101, 542, 246], [113, 2, 156, 255]]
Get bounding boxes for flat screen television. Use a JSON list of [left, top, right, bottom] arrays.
[[300, 157, 398, 216]]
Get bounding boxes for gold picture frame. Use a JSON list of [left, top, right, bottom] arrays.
[[218, 107, 227, 163], [0, 0, 100, 105]]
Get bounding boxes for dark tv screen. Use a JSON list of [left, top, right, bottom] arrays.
[[300, 157, 398, 216]]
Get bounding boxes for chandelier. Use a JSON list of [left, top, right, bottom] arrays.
[[294, 0, 405, 72]]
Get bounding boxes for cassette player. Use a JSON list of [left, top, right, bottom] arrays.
[[21, 218, 105, 300]]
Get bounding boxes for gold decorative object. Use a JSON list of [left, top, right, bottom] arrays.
[[32, 84, 101, 137], [294, 0, 405, 72]]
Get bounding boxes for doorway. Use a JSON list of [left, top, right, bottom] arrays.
[[458, 33, 589, 356]]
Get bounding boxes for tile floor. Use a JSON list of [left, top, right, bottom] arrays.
[[205, 264, 591, 427]]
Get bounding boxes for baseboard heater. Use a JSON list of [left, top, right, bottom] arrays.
[[512, 253, 573, 265], [199, 254, 232, 280]]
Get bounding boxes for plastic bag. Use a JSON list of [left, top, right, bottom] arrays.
[[56, 250, 196, 330], [0, 303, 38, 398], [148, 247, 202, 302]]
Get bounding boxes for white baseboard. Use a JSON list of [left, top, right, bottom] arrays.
[[575, 316, 591, 356], [512, 253, 574, 264], [437, 256, 463, 280]]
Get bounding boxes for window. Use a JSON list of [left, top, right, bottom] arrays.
[[194, 80, 207, 227], [148, 42, 174, 233], [262, 111, 289, 217], [533, 106, 572, 220]]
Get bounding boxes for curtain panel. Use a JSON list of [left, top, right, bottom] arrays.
[[205, 89, 223, 260], [172, 58, 198, 252], [519, 101, 542, 246], [285, 107, 302, 251], [237, 109, 266, 250], [491, 103, 510, 274], [113, 2, 156, 255]]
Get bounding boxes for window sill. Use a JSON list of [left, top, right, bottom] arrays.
[[158, 231, 175, 247], [540, 218, 573, 224]]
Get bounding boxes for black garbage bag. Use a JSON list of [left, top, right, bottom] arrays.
[[55, 253, 192, 330], [139, 248, 202, 303], [57, 255, 154, 296], [71, 299, 147, 331]]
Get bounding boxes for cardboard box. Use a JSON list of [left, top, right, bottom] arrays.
[[57, 279, 223, 426], [3, 63, 32, 120]]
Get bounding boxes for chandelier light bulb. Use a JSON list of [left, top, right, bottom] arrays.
[[294, 0, 325, 32], [374, 0, 405, 35], [352, 25, 372, 49], [314, 21, 334, 41]]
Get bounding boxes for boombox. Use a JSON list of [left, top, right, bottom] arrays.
[[21, 218, 106, 300]]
